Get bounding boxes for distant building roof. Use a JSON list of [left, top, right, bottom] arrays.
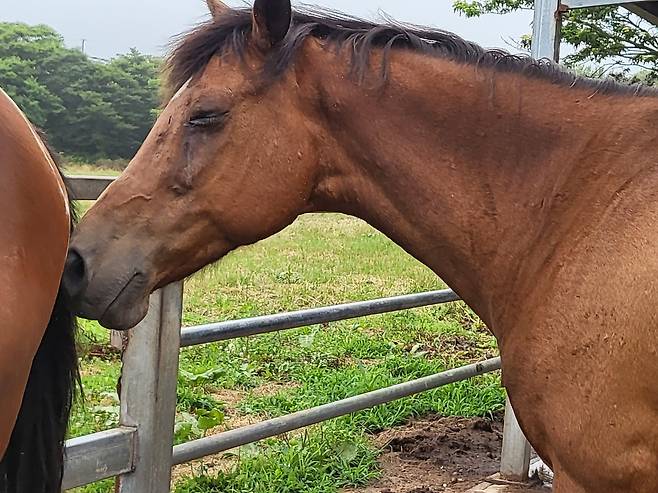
[[627, 2, 658, 25]]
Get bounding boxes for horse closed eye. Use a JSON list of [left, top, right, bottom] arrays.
[[185, 112, 229, 129]]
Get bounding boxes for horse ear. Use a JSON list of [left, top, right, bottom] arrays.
[[206, 0, 230, 19], [251, 0, 292, 50]]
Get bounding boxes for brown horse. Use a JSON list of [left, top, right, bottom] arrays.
[[63, 1, 658, 491], [0, 87, 78, 493]]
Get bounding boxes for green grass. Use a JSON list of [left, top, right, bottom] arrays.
[[64, 162, 123, 177], [175, 424, 380, 493], [69, 211, 504, 493]]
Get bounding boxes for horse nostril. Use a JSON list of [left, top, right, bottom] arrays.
[[63, 248, 88, 299]]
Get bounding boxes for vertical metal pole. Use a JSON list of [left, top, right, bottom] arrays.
[[500, 397, 532, 481], [532, 0, 563, 61], [499, 0, 565, 481], [116, 282, 183, 493]]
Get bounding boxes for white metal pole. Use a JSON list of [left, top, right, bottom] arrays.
[[498, 1, 564, 481], [532, 0, 562, 61], [500, 397, 532, 480]]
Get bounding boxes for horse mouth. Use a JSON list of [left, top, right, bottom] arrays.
[[96, 272, 150, 330]]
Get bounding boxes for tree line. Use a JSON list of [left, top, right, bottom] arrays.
[[2, 9, 656, 161], [0, 22, 161, 161]]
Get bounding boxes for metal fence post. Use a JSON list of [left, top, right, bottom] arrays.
[[499, 2, 559, 483], [532, 0, 562, 61], [116, 282, 183, 493], [500, 397, 532, 481]]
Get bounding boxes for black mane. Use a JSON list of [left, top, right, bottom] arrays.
[[166, 6, 655, 98]]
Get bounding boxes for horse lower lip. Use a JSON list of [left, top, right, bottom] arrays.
[[98, 273, 143, 321]]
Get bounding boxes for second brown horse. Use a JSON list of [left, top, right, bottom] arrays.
[[0, 87, 78, 492], [64, 1, 658, 491]]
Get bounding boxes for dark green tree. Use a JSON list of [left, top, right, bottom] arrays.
[[0, 24, 65, 127], [99, 49, 162, 158], [0, 22, 162, 160]]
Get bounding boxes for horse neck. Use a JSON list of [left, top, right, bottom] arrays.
[[302, 46, 658, 330]]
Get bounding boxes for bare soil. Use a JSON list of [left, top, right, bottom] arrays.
[[344, 415, 548, 493]]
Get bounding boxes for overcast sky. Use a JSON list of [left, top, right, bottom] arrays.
[[1, 1, 532, 60]]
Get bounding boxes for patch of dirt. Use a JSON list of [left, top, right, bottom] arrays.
[[504, 487, 547, 493], [401, 335, 496, 363], [80, 343, 121, 361], [211, 388, 247, 407], [171, 453, 239, 485], [209, 382, 300, 429], [344, 415, 548, 493], [429, 334, 497, 362], [209, 388, 259, 430], [251, 381, 299, 397]]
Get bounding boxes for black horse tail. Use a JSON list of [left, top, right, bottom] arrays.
[[0, 288, 80, 492], [0, 132, 80, 493]]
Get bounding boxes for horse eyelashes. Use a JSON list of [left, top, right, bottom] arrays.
[[185, 111, 229, 129]]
